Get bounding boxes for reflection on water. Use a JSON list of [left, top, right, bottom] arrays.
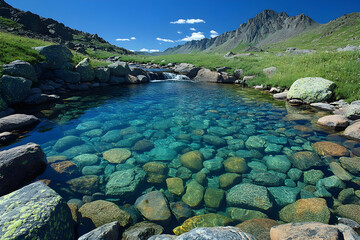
[[5, 81, 360, 231]]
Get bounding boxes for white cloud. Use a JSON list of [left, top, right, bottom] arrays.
[[177, 31, 182, 34], [190, 28, 196, 31], [210, 30, 219, 38], [170, 19, 206, 24], [156, 37, 174, 43], [116, 37, 136, 41], [150, 49, 160, 53], [139, 48, 149, 52], [116, 38, 130, 41], [179, 32, 205, 41]]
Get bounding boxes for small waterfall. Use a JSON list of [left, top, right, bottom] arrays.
[[160, 72, 191, 81]]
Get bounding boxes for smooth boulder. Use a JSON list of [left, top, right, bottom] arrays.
[[0, 114, 40, 132], [317, 115, 349, 129], [78, 221, 120, 240], [287, 77, 335, 103], [75, 58, 95, 82], [35, 45, 73, 69], [344, 122, 360, 140], [0, 182, 75, 240], [0, 143, 46, 196]]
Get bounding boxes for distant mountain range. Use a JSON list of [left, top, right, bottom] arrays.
[[0, 0, 133, 55], [163, 10, 360, 54]]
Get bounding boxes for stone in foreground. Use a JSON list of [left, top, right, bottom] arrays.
[[317, 115, 349, 129], [287, 77, 335, 103], [270, 222, 342, 240], [344, 122, 360, 140], [0, 143, 46, 196], [173, 214, 232, 235], [122, 221, 164, 240], [78, 221, 120, 240], [0, 181, 75, 240], [279, 198, 330, 223]]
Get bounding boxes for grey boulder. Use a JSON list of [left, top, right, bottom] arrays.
[[75, 58, 95, 82], [95, 67, 110, 82], [2, 60, 37, 82], [78, 221, 120, 240], [108, 62, 131, 77], [0, 114, 40, 132], [0, 143, 46, 196], [34, 45, 73, 69], [0, 75, 32, 105], [0, 181, 75, 240], [149, 227, 256, 240], [54, 69, 81, 84]]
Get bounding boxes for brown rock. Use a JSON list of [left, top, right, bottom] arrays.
[[313, 141, 349, 157], [317, 115, 350, 129], [103, 148, 131, 164], [223, 157, 247, 173], [236, 218, 279, 240], [68, 203, 79, 223], [50, 160, 79, 176], [279, 198, 331, 223], [294, 125, 313, 133], [133, 139, 154, 152], [66, 175, 99, 195], [79, 200, 132, 228], [290, 151, 323, 170], [270, 222, 342, 240]]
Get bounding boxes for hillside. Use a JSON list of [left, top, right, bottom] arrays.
[[267, 12, 360, 51], [0, 0, 133, 56], [164, 10, 320, 54]]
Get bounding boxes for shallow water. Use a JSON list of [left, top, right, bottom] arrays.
[[6, 81, 360, 231]]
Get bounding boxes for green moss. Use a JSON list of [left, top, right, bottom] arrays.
[[4, 220, 22, 238]]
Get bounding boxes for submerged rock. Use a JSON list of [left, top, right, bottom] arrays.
[[170, 202, 193, 222], [279, 198, 330, 223], [173, 214, 232, 235], [53, 135, 84, 153], [103, 148, 132, 164], [0, 143, 46, 196], [180, 151, 204, 172], [105, 168, 146, 198], [290, 151, 323, 170], [340, 157, 360, 176], [226, 183, 273, 211], [227, 207, 268, 222], [313, 141, 348, 157], [182, 180, 205, 208], [335, 204, 360, 224], [223, 157, 247, 173], [135, 191, 172, 224], [79, 200, 132, 228], [0, 182, 75, 240], [66, 175, 99, 195], [166, 178, 185, 196]]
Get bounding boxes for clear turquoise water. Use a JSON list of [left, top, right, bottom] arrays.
[[6, 81, 359, 229]]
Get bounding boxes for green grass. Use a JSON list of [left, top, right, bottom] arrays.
[[0, 16, 24, 29], [0, 32, 52, 65], [120, 51, 360, 101]]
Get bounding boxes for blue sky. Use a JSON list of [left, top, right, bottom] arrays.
[[6, 0, 360, 52]]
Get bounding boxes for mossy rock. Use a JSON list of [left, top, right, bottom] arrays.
[[173, 213, 231, 235], [204, 188, 225, 209], [0, 182, 75, 240], [182, 180, 204, 208], [180, 151, 204, 172], [166, 178, 185, 196], [279, 198, 330, 223], [219, 173, 241, 189], [223, 157, 247, 173]]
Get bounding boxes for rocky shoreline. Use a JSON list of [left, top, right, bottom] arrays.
[[1, 45, 360, 239]]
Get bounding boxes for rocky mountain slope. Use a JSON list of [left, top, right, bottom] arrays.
[[0, 0, 133, 55], [164, 10, 320, 54]]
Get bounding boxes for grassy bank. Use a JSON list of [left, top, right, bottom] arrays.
[[118, 51, 360, 102], [1, 31, 359, 101]]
